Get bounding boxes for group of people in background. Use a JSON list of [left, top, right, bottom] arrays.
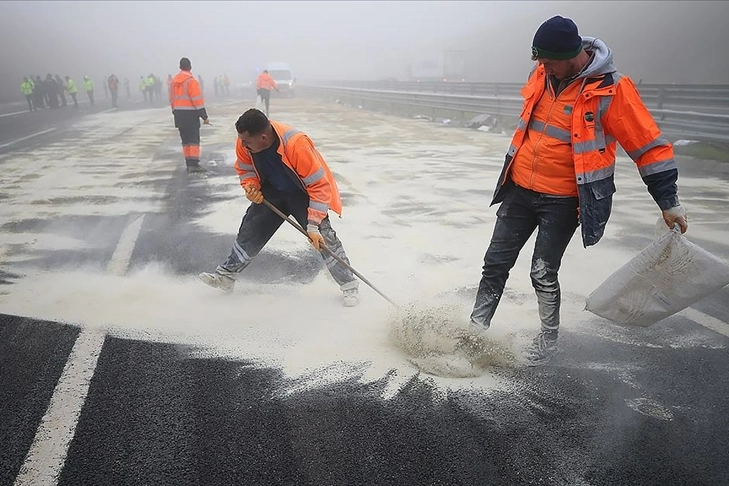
[[19, 74, 128, 111], [20, 74, 86, 111], [19, 70, 238, 113], [211, 74, 230, 97]]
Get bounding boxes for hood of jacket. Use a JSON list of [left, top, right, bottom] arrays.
[[578, 36, 616, 79]]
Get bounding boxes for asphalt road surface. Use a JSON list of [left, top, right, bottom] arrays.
[[1, 97, 728, 486]]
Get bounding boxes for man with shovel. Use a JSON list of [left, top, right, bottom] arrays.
[[199, 108, 360, 306], [469, 15, 688, 365]]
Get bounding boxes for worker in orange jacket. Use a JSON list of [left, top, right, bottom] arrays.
[[170, 57, 209, 173], [255, 70, 279, 116], [469, 16, 688, 365], [199, 108, 360, 306]]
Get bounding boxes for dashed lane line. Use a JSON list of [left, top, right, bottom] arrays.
[[13, 213, 146, 485], [681, 307, 729, 339], [107, 214, 146, 276]]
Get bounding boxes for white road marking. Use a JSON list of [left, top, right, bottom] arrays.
[[13, 331, 105, 486], [681, 307, 729, 339], [0, 128, 56, 150], [107, 214, 145, 276], [14, 213, 146, 485], [0, 109, 29, 118]]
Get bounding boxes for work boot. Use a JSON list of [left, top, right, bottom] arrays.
[[524, 331, 559, 366], [342, 288, 359, 307], [187, 164, 206, 174], [199, 272, 234, 293]]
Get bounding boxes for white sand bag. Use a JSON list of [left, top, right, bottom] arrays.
[[586, 227, 729, 326]]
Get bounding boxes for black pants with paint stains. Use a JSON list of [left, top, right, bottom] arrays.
[[215, 184, 358, 291], [471, 185, 579, 335]]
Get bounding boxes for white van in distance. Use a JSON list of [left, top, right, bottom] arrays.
[[267, 62, 296, 97]]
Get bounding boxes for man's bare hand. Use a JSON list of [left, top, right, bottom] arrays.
[[244, 185, 264, 204]]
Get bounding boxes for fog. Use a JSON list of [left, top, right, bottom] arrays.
[[1, 1, 728, 102]]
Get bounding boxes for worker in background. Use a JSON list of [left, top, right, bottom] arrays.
[[139, 76, 148, 103], [33, 75, 45, 109], [166, 74, 173, 99], [83, 75, 94, 106], [65, 76, 79, 108], [198, 108, 360, 307], [21, 77, 35, 111], [170, 57, 209, 173], [256, 69, 278, 116], [108, 74, 119, 108], [45, 74, 59, 109], [54, 74, 67, 107], [146, 74, 155, 103]]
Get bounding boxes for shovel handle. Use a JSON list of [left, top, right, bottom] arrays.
[[261, 199, 398, 307]]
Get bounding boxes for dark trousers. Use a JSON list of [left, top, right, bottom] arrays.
[[70, 92, 78, 108], [471, 185, 579, 335], [110, 89, 118, 107], [216, 185, 356, 289], [86, 90, 94, 106], [178, 124, 201, 168], [25, 94, 34, 111], [34, 91, 44, 109], [258, 88, 271, 115]]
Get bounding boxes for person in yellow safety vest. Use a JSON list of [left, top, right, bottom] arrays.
[[198, 108, 360, 307], [468, 15, 688, 366], [139, 76, 148, 102], [21, 77, 35, 111], [65, 76, 79, 108], [145, 74, 155, 103], [83, 76, 94, 106], [169, 57, 210, 173]]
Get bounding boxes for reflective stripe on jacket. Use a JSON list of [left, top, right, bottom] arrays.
[[509, 75, 583, 197], [66, 79, 78, 94], [493, 59, 678, 247], [234, 120, 343, 225], [170, 71, 205, 111]]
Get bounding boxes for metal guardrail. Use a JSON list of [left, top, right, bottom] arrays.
[[301, 82, 729, 143]]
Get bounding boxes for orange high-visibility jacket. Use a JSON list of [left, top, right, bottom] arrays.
[[170, 70, 207, 127], [234, 121, 342, 225], [493, 37, 679, 247], [256, 72, 278, 90]]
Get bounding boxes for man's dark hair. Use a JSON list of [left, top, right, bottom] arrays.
[[235, 109, 270, 135], [179, 57, 192, 70]]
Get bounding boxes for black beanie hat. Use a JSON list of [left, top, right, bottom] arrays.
[[531, 16, 582, 60], [179, 57, 192, 70]]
